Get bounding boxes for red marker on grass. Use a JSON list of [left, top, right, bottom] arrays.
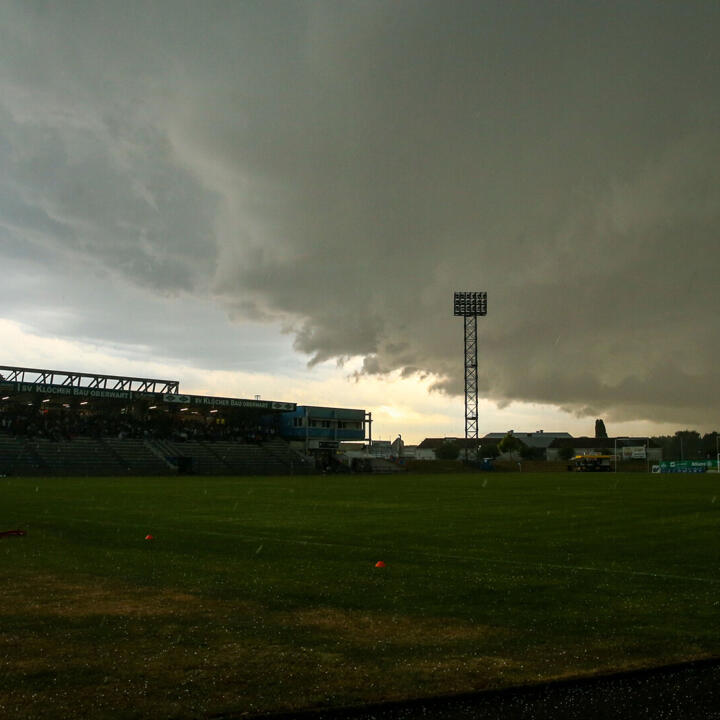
[[0, 529, 26, 538]]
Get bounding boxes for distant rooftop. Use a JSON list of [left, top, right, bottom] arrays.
[[418, 437, 500, 450], [483, 431, 573, 448]]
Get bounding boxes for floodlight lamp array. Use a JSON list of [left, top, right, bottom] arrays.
[[453, 291, 487, 317]]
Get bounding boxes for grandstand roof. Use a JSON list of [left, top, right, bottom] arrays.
[[0, 364, 179, 394], [0, 364, 295, 413]]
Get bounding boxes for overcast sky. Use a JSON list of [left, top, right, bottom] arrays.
[[1, 1, 718, 442]]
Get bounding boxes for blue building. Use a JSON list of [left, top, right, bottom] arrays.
[[273, 405, 369, 453]]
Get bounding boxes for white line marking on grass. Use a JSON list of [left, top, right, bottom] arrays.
[[425, 550, 720, 586], [57, 516, 720, 586]]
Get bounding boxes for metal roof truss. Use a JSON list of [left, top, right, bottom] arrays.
[[0, 365, 179, 394]]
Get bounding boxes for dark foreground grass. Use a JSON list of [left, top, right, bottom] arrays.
[[1, 473, 719, 718]]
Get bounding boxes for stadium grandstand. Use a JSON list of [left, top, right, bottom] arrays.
[[0, 364, 370, 477]]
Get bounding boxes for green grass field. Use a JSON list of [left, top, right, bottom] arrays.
[[2, 472, 719, 719]]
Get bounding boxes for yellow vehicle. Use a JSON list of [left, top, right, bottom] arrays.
[[568, 454, 614, 472]]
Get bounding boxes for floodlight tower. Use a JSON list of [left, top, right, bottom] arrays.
[[453, 291, 487, 461]]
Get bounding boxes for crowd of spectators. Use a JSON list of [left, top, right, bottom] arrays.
[[0, 404, 277, 445]]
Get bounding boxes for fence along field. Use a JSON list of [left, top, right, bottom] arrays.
[[1, 472, 719, 719]]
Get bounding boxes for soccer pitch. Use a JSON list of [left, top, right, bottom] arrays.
[[2, 473, 719, 719]]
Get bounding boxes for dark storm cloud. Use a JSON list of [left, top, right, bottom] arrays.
[[0, 4, 219, 293], [1, 1, 719, 425]]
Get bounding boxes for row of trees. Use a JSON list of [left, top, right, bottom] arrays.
[[650, 431, 719, 462], [598, 419, 719, 461], [434, 435, 542, 461], [434, 430, 720, 462]]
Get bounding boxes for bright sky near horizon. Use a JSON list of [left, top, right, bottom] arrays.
[[1, 2, 718, 443]]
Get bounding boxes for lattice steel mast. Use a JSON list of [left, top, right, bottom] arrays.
[[453, 292, 487, 460]]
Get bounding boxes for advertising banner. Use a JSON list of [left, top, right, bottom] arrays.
[[656, 461, 707, 473], [161, 393, 294, 411], [622, 446, 647, 460], [0, 381, 295, 412]]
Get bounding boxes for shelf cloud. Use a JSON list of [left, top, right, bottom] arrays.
[[1, 1, 718, 425]]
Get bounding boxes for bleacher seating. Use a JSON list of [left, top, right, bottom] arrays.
[[149, 439, 311, 475], [30, 438, 126, 476], [162, 441, 233, 475], [0, 433, 311, 477], [207, 439, 308, 475], [102, 438, 175, 475], [0, 435, 46, 475], [263, 438, 314, 474]]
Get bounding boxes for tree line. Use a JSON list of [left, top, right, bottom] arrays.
[[434, 429, 720, 462], [649, 431, 719, 462]]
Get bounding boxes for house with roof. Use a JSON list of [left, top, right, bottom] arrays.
[[479, 431, 573, 460], [417, 436, 503, 460], [483, 430, 572, 449]]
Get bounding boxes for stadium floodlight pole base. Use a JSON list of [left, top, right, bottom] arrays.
[[453, 292, 487, 463]]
